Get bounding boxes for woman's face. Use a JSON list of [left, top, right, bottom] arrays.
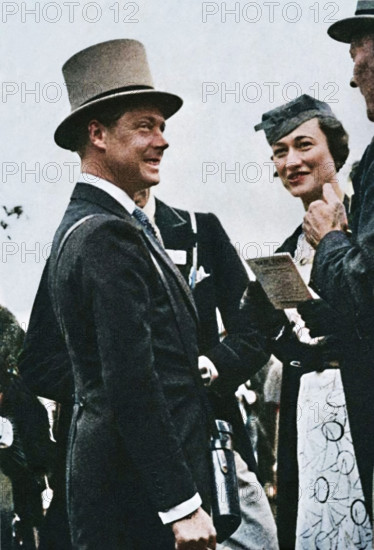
[[271, 118, 337, 207]]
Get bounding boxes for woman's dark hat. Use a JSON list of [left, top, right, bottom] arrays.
[[254, 94, 336, 145]]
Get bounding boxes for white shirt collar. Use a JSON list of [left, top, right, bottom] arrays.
[[79, 172, 136, 215]]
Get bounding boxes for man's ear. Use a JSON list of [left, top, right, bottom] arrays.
[[87, 120, 107, 151]]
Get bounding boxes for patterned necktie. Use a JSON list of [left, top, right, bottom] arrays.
[[132, 208, 197, 318], [132, 207, 161, 244]]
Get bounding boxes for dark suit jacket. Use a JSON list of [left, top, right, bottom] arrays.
[[310, 141, 374, 520], [156, 199, 249, 355], [155, 199, 270, 476], [21, 183, 211, 549]]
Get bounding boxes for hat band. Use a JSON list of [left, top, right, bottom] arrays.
[[356, 1, 374, 14], [81, 85, 154, 107]]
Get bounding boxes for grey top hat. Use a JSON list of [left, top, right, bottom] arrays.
[[55, 39, 183, 150], [254, 94, 336, 145], [328, 1, 374, 43]]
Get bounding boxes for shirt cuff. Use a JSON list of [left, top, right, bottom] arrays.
[[158, 493, 202, 524]]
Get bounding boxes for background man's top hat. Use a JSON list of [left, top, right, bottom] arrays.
[[328, 1, 374, 43]]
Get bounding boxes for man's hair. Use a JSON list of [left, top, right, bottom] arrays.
[[318, 116, 349, 172], [351, 31, 374, 47]]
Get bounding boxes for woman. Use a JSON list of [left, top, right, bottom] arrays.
[[254, 95, 372, 549]]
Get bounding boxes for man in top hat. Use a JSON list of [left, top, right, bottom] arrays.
[[19, 39, 219, 550], [301, 0, 374, 523]]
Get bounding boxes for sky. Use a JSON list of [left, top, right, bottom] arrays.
[[1, 0, 372, 326]]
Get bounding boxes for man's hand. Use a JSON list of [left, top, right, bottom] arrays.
[[171, 507, 216, 549], [303, 184, 348, 248], [198, 356, 219, 386]]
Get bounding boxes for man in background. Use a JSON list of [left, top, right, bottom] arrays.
[[302, 0, 374, 522]]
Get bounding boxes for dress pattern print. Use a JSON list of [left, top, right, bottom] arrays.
[[296, 369, 372, 549]]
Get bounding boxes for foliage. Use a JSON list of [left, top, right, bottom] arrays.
[[0, 206, 23, 240]]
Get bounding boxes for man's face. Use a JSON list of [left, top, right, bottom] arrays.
[[103, 106, 168, 194], [350, 35, 374, 121], [271, 118, 336, 207]]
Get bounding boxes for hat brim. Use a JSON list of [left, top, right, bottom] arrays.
[[328, 15, 374, 43], [54, 89, 183, 150]]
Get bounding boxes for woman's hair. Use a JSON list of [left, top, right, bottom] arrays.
[[317, 116, 350, 172]]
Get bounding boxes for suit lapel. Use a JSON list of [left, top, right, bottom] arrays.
[[134, 222, 198, 321], [155, 198, 188, 229], [155, 199, 195, 249], [154, 199, 197, 285], [72, 183, 198, 321]]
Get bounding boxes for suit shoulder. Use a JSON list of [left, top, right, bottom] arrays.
[[195, 211, 221, 224], [195, 212, 229, 237], [172, 208, 220, 229], [56, 213, 144, 262], [71, 213, 138, 240]]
